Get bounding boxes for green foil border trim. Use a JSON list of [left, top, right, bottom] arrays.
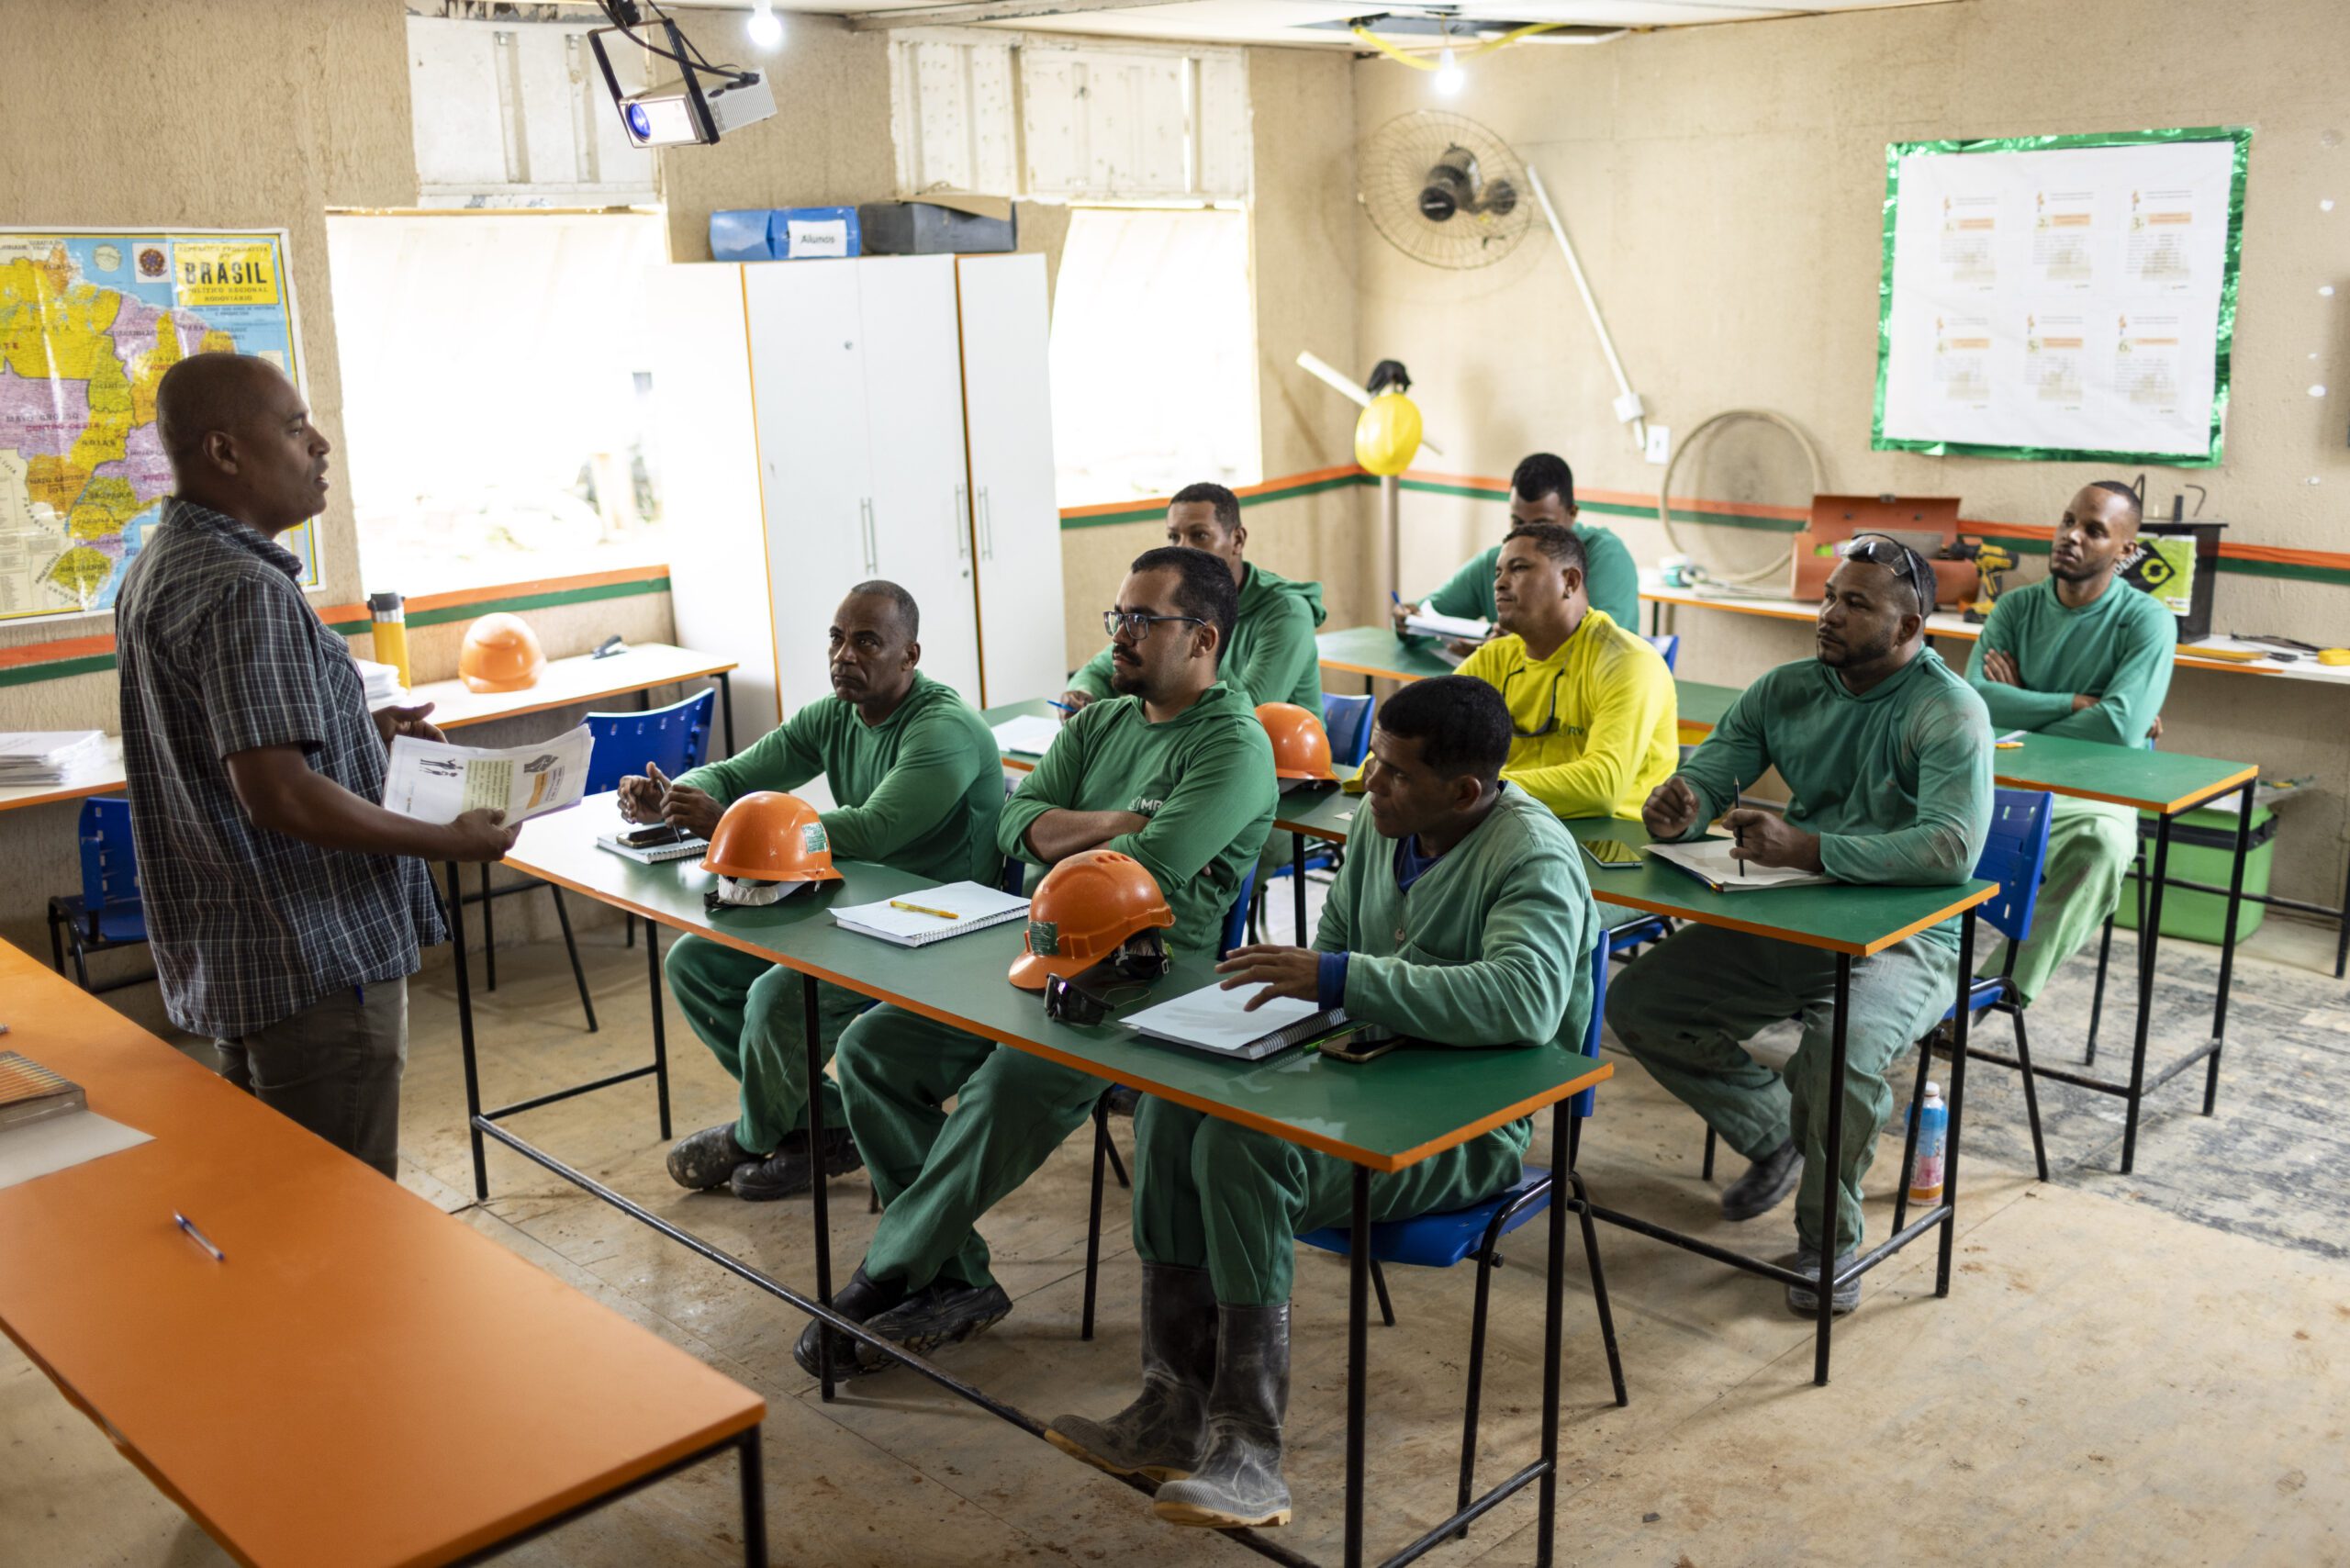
[[1870, 127, 2251, 468]]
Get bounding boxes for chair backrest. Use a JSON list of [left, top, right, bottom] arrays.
[[1220, 865, 1258, 958], [77, 796, 140, 912], [1645, 633, 1680, 673], [1570, 928, 1607, 1118], [1320, 692, 1375, 768], [1974, 788, 2056, 946], [583, 689, 717, 796]]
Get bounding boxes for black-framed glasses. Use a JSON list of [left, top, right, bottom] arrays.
[[1840, 533, 1936, 612], [1103, 609, 1206, 642], [1502, 667, 1566, 738]]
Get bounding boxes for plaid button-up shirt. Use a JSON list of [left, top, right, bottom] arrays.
[[116, 498, 446, 1038]]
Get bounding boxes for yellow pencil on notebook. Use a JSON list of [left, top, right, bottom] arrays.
[[890, 900, 961, 920]]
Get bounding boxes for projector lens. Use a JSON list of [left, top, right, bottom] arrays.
[[626, 103, 653, 141]]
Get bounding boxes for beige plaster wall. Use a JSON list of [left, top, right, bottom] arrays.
[[1354, 0, 2350, 905]]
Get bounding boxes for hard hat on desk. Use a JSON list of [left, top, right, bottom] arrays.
[[1353, 391, 1423, 477], [1010, 850, 1174, 991], [457, 612, 546, 693], [703, 791, 844, 906]]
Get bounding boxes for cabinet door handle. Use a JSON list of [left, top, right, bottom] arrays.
[[978, 487, 995, 561], [954, 485, 970, 563], [859, 498, 878, 574]]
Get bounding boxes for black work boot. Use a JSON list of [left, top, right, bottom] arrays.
[[1046, 1263, 1217, 1481], [791, 1265, 908, 1380], [729, 1125, 866, 1201], [1720, 1137, 1803, 1222], [1151, 1302, 1292, 1529], [666, 1123, 761, 1191]]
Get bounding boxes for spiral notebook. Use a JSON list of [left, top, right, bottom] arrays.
[[1124, 985, 1351, 1061], [595, 827, 708, 864], [830, 881, 1031, 947]]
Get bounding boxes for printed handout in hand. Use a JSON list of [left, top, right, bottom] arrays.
[[383, 723, 593, 825]]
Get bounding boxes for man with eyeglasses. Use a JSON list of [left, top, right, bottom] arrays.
[[1045, 676, 1599, 1532], [1963, 481, 2172, 1006], [1390, 452, 1640, 642], [799, 546, 1277, 1378], [1455, 521, 1678, 820], [1606, 536, 1992, 1316]]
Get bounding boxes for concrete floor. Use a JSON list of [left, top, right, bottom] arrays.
[[6, 891, 2350, 1566]]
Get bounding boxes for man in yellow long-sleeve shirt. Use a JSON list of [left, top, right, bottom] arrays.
[[1456, 521, 1677, 821]]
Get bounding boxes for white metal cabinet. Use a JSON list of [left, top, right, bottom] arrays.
[[955, 254, 1067, 707]]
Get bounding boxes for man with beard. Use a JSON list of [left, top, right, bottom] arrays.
[[798, 546, 1276, 1376], [1455, 521, 1678, 820], [1964, 481, 2172, 1003], [1606, 538, 1991, 1316], [624, 580, 1002, 1201]]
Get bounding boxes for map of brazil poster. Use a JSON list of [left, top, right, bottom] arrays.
[[0, 229, 319, 625]]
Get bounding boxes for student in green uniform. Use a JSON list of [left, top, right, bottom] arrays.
[[1044, 676, 1599, 1531], [1965, 481, 2172, 1002], [624, 581, 1002, 1201], [796, 546, 1278, 1377], [1607, 539, 1991, 1316], [1455, 521, 1678, 821], [1061, 482, 1326, 711], [1391, 452, 1639, 636]]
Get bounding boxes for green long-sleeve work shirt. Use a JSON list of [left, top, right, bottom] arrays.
[[676, 671, 1003, 885], [1964, 577, 2175, 747], [1673, 649, 1994, 948], [999, 681, 1276, 954], [1423, 522, 1641, 633], [1315, 783, 1598, 1054], [1069, 562, 1327, 711]]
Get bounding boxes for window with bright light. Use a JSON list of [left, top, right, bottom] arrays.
[[323, 211, 669, 594], [1048, 207, 1261, 508]]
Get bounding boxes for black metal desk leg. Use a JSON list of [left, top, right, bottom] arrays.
[[645, 918, 672, 1140], [804, 975, 837, 1403], [1292, 834, 1308, 945], [1534, 1102, 1569, 1568], [447, 861, 488, 1203], [1814, 955, 1852, 1386], [717, 671, 737, 758], [1937, 911, 1976, 1295], [2121, 816, 2175, 1174], [2206, 780, 2255, 1115], [738, 1425, 767, 1568], [1344, 1165, 1370, 1568]]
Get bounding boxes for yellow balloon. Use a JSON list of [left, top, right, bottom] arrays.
[[1353, 391, 1423, 477]]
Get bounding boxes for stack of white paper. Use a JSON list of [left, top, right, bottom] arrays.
[[0, 732, 106, 788], [1404, 610, 1492, 644], [352, 657, 406, 706], [991, 714, 1062, 757]]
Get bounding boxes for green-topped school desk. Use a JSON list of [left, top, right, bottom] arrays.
[[474, 794, 1613, 1568]]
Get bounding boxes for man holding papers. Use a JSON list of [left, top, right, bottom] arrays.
[[1390, 452, 1640, 635], [1046, 676, 1599, 1532], [1964, 481, 2171, 1005], [1607, 540, 1992, 1316], [799, 547, 1276, 1377], [1456, 521, 1678, 820], [621, 581, 1002, 1201]]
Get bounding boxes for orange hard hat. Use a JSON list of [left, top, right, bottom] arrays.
[[458, 612, 546, 694], [700, 791, 845, 885], [1255, 701, 1336, 782], [1009, 849, 1174, 991]]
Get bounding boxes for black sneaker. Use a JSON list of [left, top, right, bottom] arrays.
[[728, 1126, 866, 1201], [1720, 1137, 1803, 1222], [666, 1123, 761, 1191], [792, 1271, 1013, 1380], [791, 1266, 908, 1380]]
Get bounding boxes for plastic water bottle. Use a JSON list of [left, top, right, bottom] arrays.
[[1908, 1082, 1947, 1204]]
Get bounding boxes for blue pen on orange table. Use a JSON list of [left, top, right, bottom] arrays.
[[173, 1212, 226, 1262]]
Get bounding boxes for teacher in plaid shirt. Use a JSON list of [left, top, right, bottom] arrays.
[[116, 353, 517, 1178]]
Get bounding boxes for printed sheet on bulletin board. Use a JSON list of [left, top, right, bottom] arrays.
[[1873, 129, 2250, 467], [0, 228, 319, 625]]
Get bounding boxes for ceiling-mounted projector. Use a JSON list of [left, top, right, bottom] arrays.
[[588, 0, 776, 148]]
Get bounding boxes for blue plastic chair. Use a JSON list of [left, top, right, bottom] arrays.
[[1292, 934, 1628, 1534], [1892, 788, 2056, 1214], [1646, 633, 1680, 673], [44, 796, 154, 993]]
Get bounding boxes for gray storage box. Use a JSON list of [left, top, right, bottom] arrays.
[[856, 200, 1016, 255]]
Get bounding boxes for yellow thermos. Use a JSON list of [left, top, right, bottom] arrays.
[[368, 591, 412, 690]]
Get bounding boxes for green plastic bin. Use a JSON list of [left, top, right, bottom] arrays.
[[2114, 802, 2276, 946]]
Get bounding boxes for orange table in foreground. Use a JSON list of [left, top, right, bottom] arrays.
[[0, 940, 767, 1568]]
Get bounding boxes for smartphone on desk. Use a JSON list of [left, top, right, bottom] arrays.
[[621, 822, 693, 849], [1580, 837, 1643, 871], [1319, 1024, 1404, 1064]]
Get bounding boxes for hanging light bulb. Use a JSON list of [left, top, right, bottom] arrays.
[[746, 0, 785, 50], [1433, 43, 1464, 95]]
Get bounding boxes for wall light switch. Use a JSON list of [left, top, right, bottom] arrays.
[[1643, 425, 1671, 465]]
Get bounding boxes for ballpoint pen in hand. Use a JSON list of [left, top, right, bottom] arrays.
[[1730, 777, 1745, 877]]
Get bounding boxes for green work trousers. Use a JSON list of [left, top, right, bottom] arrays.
[[1131, 1097, 1532, 1306], [1606, 924, 1956, 1255], [663, 934, 871, 1154], [834, 1003, 1105, 1292], [1976, 796, 2136, 1006]]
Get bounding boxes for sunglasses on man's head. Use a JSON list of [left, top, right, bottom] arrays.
[[1839, 533, 1936, 611]]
